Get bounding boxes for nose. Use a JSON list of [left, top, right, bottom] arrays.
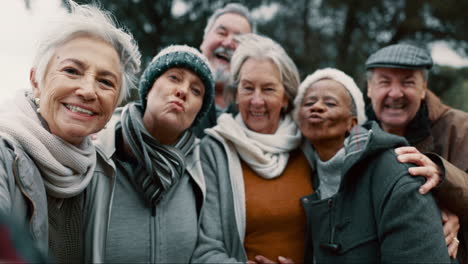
[[76, 76, 97, 101], [175, 83, 187, 101], [388, 84, 404, 98], [310, 100, 326, 113], [251, 90, 265, 106], [222, 34, 236, 50]]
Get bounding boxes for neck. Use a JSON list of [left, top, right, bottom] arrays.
[[215, 82, 226, 108], [311, 138, 345, 161], [381, 123, 406, 136], [142, 115, 180, 145]]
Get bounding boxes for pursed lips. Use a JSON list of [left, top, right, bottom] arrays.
[[306, 113, 325, 123], [169, 100, 185, 112]]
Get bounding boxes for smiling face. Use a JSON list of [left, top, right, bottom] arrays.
[[367, 67, 426, 135], [142, 68, 204, 144], [31, 35, 122, 146], [237, 58, 288, 134], [299, 79, 357, 146], [200, 12, 251, 83]]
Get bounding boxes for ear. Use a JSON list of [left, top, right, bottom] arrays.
[[282, 95, 289, 110], [29, 68, 40, 98], [420, 81, 427, 100], [366, 81, 372, 98], [349, 116, 358, 130]]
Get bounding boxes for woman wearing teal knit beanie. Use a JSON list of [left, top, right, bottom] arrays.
[[92, 45, 214, 263]]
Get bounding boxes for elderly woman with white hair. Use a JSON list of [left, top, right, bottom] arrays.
[[294, 68, 451, 263], [192, 33, 308, 263], [0, 1, 140, 262]]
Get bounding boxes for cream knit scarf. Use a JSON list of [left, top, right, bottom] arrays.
[[213, 113, 302, 179], [0, 91, 96, 198], [207, 113, 301, 242]]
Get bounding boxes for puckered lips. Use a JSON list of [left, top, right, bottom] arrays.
[[169, 100, 185, 112], [63, 103, 98, 120], [305, 113, 325, 124]]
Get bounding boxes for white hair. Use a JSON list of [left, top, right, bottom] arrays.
[[293, 68, 367, 125], [32, 0, 141, 105], [203, 3, 256, 39], [230, 33, 300, 114]]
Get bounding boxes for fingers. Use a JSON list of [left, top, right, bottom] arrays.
[[254, 255, 276, 264], [441, 209, 460, 245], [396, 150, 442, 194], [448, 237, 459, 259], [395, 146, 419, 155], [278, 256, 294, 264], [407, 167, 440, 194], [441, 210, 448, 223]]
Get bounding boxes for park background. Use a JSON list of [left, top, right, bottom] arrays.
[[3, 0, 468, 111]]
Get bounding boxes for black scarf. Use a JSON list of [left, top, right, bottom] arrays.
[[119, 103, 196, 206]]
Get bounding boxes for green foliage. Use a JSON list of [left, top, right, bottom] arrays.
[[65, 0, 468, 110]]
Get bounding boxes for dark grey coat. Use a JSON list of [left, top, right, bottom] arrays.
[[302, 122, 451, 263]]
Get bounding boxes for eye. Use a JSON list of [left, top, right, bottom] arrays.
[[64, 67, 79, 75], [216, 29, 228, 37], [99, 78, 115, 88], [325, 101, 337, 107], [263, 87, 275, 92], [168, 74, 181, 82], [404, 81, 415, 86], [191, 85, 202, 96]]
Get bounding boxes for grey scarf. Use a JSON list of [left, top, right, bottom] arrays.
[[0, 91, 96, 198], [120, 103, 195, 206]]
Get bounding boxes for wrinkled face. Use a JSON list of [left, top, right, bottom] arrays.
[[31, 36, 122, 146], [200, 13, 251, 83], [237, 58, 288, 134], [299, 79, 357, 144], [367, 68, 426, 132], [143, 68, 204, 143]]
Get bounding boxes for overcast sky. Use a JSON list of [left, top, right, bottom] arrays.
[[1, 1, 468, 103]]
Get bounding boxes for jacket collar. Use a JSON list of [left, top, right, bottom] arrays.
[[94, 107, 124, 161]]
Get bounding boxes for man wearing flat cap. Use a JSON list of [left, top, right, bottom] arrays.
[[366, 43, 468, 264]]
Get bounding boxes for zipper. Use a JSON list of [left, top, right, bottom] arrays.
[[150, 205, 156, 263]]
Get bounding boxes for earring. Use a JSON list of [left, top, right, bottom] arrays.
[[34, 98, 41, 114]]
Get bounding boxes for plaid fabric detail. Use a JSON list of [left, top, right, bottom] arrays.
[[365, 43, 433, 69]]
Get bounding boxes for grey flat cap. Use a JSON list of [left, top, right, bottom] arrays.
[[366, 43, 433, 70]]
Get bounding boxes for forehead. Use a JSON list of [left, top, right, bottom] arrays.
[[306, 79, 349, 99], [240, 58, 280, 81], [211, 12, 251, 34], [372, 67, 423, 79]]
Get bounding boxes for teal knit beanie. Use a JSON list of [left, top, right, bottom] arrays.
[[138, 45, 214, 128]]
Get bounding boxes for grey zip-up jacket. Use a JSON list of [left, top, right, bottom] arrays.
[[0, 137, 110, 260], [90, 106, 206, 263]]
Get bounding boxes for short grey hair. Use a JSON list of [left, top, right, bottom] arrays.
[[32, 0, 141, 105], [203, 3, 256, 39], [231, 33, 300, 114], [366, 68, 429, 82]]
